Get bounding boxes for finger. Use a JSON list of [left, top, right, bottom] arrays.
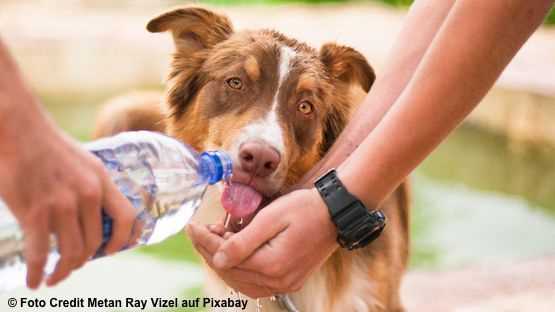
[[234, 258, 305, 294], [213, 209, 285, 269], [207, 223, 226, 236], [47, 204, 84, 286], [196, 245, 256, 283], [195, 245, 273, 298], [190, 231, 276, 291], [78, 188, 102, 261], [101, 175, 136, 255], [195, 242, 258, 285], [23, 213, 50, 289], [223, 232, 233, 239], [191, 237, 213, 264], [187, 223, 224, 254], [126, 218, 144, 249]]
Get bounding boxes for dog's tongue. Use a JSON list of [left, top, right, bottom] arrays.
[[221, 183, 263, 218]]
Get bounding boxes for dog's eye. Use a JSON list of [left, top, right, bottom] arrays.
[[225, 77, 243, 90], [297, 100, 314, 115]]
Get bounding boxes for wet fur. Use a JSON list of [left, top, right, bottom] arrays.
[[94, 7, 409, 312]]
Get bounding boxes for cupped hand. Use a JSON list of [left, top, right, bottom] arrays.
[[187, 188, 338, 298]]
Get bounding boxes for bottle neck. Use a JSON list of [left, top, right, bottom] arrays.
[[199, 151, 233, 185]]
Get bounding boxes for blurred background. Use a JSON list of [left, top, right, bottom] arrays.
[[1, 0, 554, 311]]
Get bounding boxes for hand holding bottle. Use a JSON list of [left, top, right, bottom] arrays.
[[0, 39, 138, 290]]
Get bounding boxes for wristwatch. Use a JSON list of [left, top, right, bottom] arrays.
[[314, 169, 386, 250]]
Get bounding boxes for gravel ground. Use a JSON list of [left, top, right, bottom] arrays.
[[402, 256, 555, 311]]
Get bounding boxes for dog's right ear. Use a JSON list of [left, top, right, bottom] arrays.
[[147, 7, 233, 55], [147, 7, 233, 120]]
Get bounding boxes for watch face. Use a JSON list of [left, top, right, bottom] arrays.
[[340, 209, 386, 250]]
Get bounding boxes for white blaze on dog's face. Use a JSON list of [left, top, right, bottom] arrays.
[[147, 7, 375, 220], [224, 46, 295, 189], [233, 46, 294, 158]]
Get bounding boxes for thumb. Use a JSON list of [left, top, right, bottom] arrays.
[[213, 208, 284, 269]]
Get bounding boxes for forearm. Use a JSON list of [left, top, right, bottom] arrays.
[[0, 38, 46, 111], [300, 0, 455, 185], [340, 0, 554, 206], [0, 38, 60, 166]]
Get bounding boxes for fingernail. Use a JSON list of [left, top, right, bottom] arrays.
[[213, 252, 228, 269]]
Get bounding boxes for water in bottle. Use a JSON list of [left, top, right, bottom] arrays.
[[0, 131, 232, 293]]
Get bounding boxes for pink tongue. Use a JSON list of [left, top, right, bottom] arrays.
[[221, 183, 263, 218]]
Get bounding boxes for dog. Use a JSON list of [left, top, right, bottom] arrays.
[[93, 7, 409, 312]]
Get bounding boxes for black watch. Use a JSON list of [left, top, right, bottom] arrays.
[[314, 169, 386, 250]]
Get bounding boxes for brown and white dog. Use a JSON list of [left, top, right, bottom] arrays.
[[94, 7, 409, 312]]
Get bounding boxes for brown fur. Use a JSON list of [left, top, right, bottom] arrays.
[[93, 91, 166, 138], [93, 7, 409, 312]]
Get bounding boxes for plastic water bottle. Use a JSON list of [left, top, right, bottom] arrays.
[[0, 131, 232, 293]]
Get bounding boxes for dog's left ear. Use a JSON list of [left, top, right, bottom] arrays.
[[319, 43, 375, 154], [320, 43, 375, 92]]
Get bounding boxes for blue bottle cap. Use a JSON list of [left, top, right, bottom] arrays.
[[199, 151, 233, 185]]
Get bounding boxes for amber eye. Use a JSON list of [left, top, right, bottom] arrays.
[[297, 100, 314, 115], [226, 77, 243, 90]]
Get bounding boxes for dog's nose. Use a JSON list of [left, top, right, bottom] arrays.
[[239, 141, 281, 177]]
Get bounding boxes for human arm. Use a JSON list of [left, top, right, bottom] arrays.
[[0, 39, 138, 289], [190, 0, 554, 298], [339, 0, 554, 207], [298, 0, 457, 187]]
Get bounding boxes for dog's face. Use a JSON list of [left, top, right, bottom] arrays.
[[148, 7, 374, 219]]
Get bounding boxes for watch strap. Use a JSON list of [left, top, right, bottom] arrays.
[[314, 169, 357, 219], [315, 169, 386, 250]]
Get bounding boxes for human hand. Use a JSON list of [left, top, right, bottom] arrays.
[[187, 188, 338, 298], [0, 88, 138, 289], [187, 223, 274, 298]]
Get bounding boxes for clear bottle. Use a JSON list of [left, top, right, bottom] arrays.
[[0, 131, 232, 293]]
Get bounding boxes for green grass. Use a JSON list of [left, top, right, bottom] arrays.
[[408, 179, 441, 268], [418, 124, 555, 217], [40, 87, 165, 141], [372, 0, 412, 6], [138, 233, 201, 264], [547, 6, 555, 25], [40, 91, 115, 141]]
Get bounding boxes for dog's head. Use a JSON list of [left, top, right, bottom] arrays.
[[148, 7, 374, 222]]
